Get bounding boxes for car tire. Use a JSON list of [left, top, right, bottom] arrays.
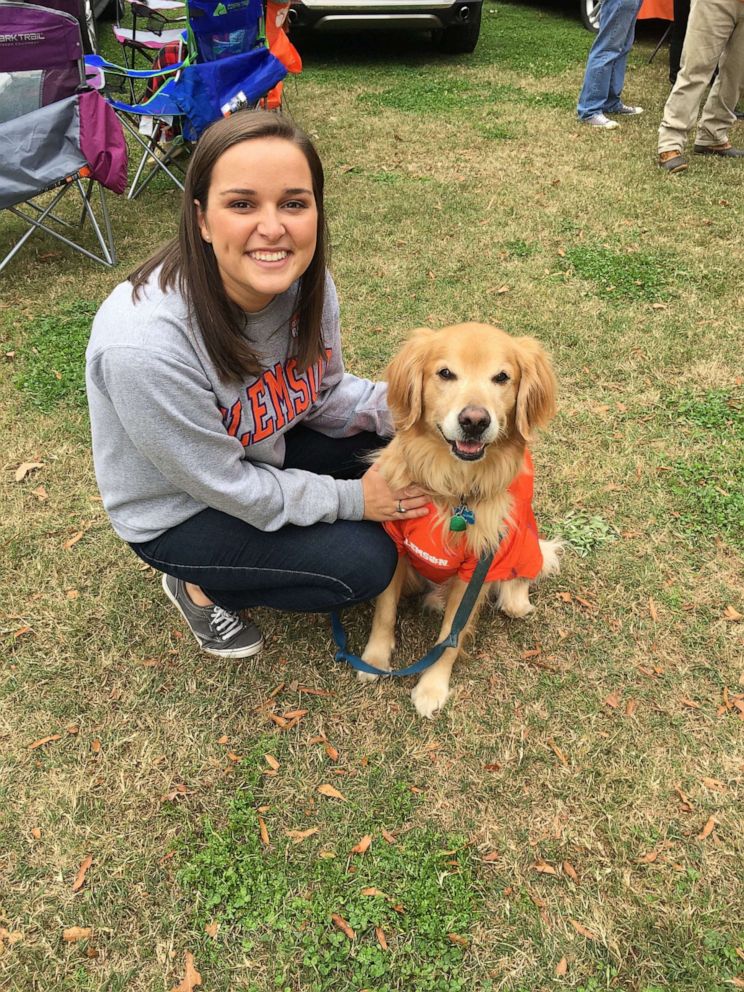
[[438, 4, 482, 53], [580, 0, 601, 31]]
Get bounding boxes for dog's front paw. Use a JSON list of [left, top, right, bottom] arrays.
[[357, 655, 392, 684], [411, 676, 450, 718]]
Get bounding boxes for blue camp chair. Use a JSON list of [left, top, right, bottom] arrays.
[[88, 0, 288, 198]]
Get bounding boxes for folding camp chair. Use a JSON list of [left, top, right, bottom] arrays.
[[0, 1, 128, 271], [87, 0, 298, 198]]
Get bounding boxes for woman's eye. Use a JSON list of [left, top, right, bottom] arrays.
[[492, 371, 510, 384], [283, 199, 308, 210], [230, 200, 251, 210], [437, 368, 456, 381]]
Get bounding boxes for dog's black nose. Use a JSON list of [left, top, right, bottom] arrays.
[[458, 406, 491, 436]]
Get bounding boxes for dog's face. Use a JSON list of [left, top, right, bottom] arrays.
[[386, 323, 556, 458]]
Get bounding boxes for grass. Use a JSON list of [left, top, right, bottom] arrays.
[[1, 3, 743, 991]]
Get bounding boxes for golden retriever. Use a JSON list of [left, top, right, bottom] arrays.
[[360, 323, 560, 718]]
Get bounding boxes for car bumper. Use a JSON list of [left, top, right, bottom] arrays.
[[288, 0, 481, 32]]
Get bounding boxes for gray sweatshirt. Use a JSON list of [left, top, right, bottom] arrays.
[[85, 270, 392, 543]]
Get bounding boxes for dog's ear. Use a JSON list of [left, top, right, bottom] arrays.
[[514, 336, 557, 441], [385, 327, 436, 432]]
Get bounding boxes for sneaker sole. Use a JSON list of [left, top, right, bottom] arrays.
[[161, 573, 263, 659]]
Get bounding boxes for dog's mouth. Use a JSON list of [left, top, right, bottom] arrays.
[[437, 426, 488, 461]]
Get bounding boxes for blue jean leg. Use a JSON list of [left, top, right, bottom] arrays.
[[577, 0, 644, 118], [129, 425, 398, 613]]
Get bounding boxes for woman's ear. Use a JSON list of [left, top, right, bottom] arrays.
[[385, 327, 436, 432], [514, 336, 557, 441], [194, 199, 211, 243]]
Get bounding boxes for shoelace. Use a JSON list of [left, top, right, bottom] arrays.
[[209, 606, 244, 641]]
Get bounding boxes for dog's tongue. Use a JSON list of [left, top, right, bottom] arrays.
[[455, 440, 484, 455]]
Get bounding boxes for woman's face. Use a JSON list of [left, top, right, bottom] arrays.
[[195, 137, 318, 313]]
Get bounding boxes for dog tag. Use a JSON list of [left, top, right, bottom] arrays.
[[449, 514, 467, 531]]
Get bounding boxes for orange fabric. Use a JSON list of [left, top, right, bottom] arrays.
[[265, 0, 302, 73], [383, 451, 543, 585], [638, 0, 673, 20]]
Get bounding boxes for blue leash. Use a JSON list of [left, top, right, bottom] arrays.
[[330, 551, 495, 678]]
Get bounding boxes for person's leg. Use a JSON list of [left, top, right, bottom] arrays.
[[670, 0, 691, 84], [695, 3, 744, 148], [577, 0, 639, 120], [658, 0, 734, 153], [603, 0, 645, 112], [132, 510, 398, 613], [281, 423, 387, 479]]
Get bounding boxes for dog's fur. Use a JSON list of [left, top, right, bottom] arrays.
[[360, 323, 560, 718]]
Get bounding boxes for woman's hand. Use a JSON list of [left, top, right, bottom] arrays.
[[361, 463, 430, 522]]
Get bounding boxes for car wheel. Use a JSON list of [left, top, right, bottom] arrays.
[[438, 4, 482, 54], [580, 0, 601, 31]]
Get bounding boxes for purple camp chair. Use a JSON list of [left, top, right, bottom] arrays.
[[0, 1, 128, 271]]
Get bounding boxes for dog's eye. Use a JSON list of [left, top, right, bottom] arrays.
[[437, 368, 457, 381], [492, 371, 510, 384]]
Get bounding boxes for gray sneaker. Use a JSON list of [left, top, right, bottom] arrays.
[[581, 113, 619, 130], [161, 574, 263, 658]]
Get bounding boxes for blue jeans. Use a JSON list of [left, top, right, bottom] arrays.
[[130, 426, 398, 613], [577, 0, 644, 119]]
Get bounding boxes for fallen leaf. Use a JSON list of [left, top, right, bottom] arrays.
[[14, 625, 33, 639], [604, 691, 621, 709], [547, 738, 568, 766], [375, 926, 388, 950], [483, 761, 502, 772], [381, 829, 397, 844], [482, 851, 500, 863], [697, 816, 717, 840], [532, 860, 557, 875], [264, 754, 280, 771], [324, 742, 340, 762], [91, 739, 101, 754], [282, 709, 308, 720], [723, 605, 742, 622], [72, 855, 93, 892], [555, 956, 568, 976], [638, 851, 658, 864], [728, 980, 744, 990], [701, 777, 725, 791], [648, 598, 658, 621], [296, 686, 334, 696], [31, 827, 42, 840], [15, 461, 44, 482], [258, 816, 270, 847], [563, 861, 579, 883], [204, 921, 219, 939], [63, 927, 92, 943], [63, 531, 84, 550], [448, 933, 469, 946], [170, 951, 202, 992], [351, 835, 372, 855], [29, 734, 61, 750], [331, 914, 355, 940], [317, 784, 346, 801], [216, 735, 229, 745], [624, 699, 638, 717], [569, 919, 597, 940], [226, 752, 241, 763], [286, 828, 319, 843], [361, 887, 387, 897], [267, 713, 289, 729], [681, 698, 701, 710], [32, 485, 48, 501]]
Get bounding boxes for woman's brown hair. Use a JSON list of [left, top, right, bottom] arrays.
[[129, 111, 328, 382]]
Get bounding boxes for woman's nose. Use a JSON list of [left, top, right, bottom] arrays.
[[256, 209, 285, 239]]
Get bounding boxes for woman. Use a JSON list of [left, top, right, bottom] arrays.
[[86, 111, 429, 659]]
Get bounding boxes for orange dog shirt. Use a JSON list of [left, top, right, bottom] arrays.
[[382, 451, 543, 585]]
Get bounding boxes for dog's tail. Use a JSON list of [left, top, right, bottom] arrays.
[[538, 538, 563, 579]]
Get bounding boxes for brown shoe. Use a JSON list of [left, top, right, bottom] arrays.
[[658, 150, 688, 173], [693, 143, 744, 158]]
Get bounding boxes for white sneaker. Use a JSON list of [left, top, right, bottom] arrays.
[[581, 113, 619, 130]]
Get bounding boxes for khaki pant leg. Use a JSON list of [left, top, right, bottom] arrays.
[[658, 0, 737, 152], [696, 3, 744, 146]]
